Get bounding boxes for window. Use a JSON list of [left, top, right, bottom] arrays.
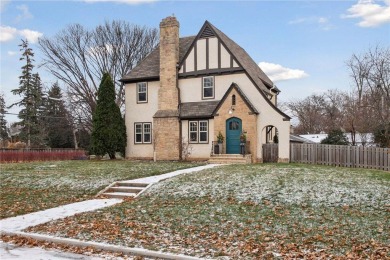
[[232, 94, 236, 106], [137, 82, 147, 103], [134, 123, 152, 144], [189, 120, 208, 143], [229, 120, 240, 130], [202, 77, 214, 99]]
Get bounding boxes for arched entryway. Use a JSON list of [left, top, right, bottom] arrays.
[[262, 125, 279, 162], [226, 117, 242, 154]]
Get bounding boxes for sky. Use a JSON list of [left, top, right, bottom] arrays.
[[1, 0, 389, 123]]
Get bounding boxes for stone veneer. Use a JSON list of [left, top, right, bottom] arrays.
[[154, 16, 181, 161], [153, 117, 181, 160], [158, 16, 180, 111], [213, 88, 258, 163]]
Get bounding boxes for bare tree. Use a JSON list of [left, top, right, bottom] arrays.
[[39, 21, 158, 128], [346, 46, 390, 147]]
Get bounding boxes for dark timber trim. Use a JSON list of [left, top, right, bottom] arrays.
[[206, 38, 209, 70], [179, 67, 244, 78], [218, 40, 221, 69], [194, 41, 197, 72]]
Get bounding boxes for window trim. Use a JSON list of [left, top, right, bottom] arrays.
[[188, 120, 209, 144], [136, 82, 148, 103], [202, 76, 214, 100], [134, 122, 152, 144]]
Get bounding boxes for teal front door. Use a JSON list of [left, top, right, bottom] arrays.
[[226, 117, 242, 154]]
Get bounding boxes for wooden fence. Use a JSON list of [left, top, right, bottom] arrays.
[[290, 143, 389, 171], [262, 144, 279, 163], [0, 149, 87, 163]]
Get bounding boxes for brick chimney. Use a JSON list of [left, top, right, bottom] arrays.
[[158, 16, 180, 110], [153, 16, 181, 161]]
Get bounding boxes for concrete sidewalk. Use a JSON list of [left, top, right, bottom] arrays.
[[0, 164, 219, 259]]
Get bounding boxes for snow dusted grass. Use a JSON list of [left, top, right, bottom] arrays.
[[27, 164, 390, 258], [0, 160, 202, 219]]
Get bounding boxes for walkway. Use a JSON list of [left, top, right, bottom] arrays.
[[0, 164, 219, 259]]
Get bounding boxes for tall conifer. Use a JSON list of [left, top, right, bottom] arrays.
[[90, 73, 126, 159]]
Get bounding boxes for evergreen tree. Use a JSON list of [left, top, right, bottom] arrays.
[[90, 73, 126, 159], [10, 40, 45, 148], [0, 94, 9, 144], [321, 129, 349, 145], [43, 83, 74, 148]]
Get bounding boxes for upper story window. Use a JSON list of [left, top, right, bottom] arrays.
[[137, 82, 147, 103], [232, 94, 236, 106], [202, 76, 214, 99]]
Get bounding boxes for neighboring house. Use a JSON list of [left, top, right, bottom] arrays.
[[290, 134, 314, 144], [121, 16, 291, 163], [300, 133, 375, 146]]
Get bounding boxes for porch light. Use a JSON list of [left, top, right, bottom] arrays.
[[228, 106, 235, 114]]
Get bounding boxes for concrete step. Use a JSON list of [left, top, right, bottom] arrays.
[[102, 192, 137, 199], [116, 182, 149, 187], [108, 186, 144, 193], [209, 154, 251, 164]]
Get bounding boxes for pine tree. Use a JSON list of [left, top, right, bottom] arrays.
[[90, 73, 126, 159], [43, 83, 74, 148], [0, 94, 9, 145], [321, 129, 349, 145], [10, 40, 45, 148]]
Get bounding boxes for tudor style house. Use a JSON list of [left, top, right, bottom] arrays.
[[121, 16, 290, 163]]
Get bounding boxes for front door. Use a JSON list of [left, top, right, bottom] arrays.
[[226, 117, 242, 154]]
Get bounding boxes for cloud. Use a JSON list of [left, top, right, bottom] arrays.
[[343, 0, 390, 27], [288, 16, 334, 31], [8, 51, 17, 56], [83, 0, 156, 4], [0, 25, 43, 43], [15, 5, 33, 22], [259, 62, 309, 82]]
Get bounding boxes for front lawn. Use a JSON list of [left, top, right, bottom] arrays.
[[26, 164, 390, 258], [0, 160, 202, 219]]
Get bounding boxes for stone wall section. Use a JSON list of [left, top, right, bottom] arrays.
[[153, 117, 181, 160], [214, 88, 258, 162]]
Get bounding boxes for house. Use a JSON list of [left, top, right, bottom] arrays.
[[300, 133, 375, 146], [121, 16, 291, 163], [290, 134, 314, 144]]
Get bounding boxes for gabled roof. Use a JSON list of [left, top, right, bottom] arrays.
[[180, 101, 220, 119], [213, 83, 258, 116], [206, 22, 274, 92], [121, 20, 290, 120], [121, 36, 195, 83]]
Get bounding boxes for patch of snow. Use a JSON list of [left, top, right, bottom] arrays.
[[145, 165, 390, 208]]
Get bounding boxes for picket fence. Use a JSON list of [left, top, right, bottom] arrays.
[[0, 148, 87, 163], [290, 143, 389, 171]]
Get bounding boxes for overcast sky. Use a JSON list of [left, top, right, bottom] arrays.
[[1, 0, 389, 123]]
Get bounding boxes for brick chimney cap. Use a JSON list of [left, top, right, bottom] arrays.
[[160, 16, 179, 28]]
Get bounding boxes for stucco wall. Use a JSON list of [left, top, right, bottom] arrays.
[[125, 81, 159, 159]]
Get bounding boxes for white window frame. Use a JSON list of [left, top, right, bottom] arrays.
[[189, 120, 208, 144], [189, 121, 198, 143], [202, 76, 214, 99], [134, 122, 152, 144], [199, 120, 208, 143], [137, 82, 148, 103]]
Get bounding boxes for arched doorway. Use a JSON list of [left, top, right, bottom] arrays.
[[226, 117, 242, 154], [262, 125, 279, 162]]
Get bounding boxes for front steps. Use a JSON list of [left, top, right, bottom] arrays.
[[99, 182, 149, 199], [208, 154, 252, 164]]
